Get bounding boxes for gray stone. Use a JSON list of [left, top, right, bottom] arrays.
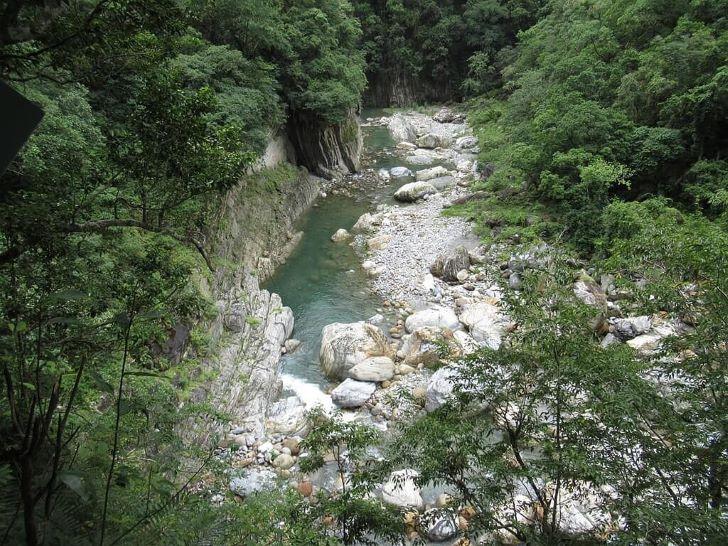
[[390, 166, 413, 180], [266, 396, 306, 434], [320, 321, 390, 379], [430, 245, 471, 282], [458, 301, 505, 350], [394, 181, 438, 203], [381, 469, 424, 509], [416, 133, 443, 149], [613, 316, 652, 340], [331, 378, 377, 408], [426, 511, 458, 542], [426, 366, 458, 412], [416, 166, 449, 181], [330, 228, 351, 242], [388, 114, 417, 143], [428, 175, 456, 190], [454, 135, 478, 150], [405, 307, 460, 333], [349, 356, 395, 382]]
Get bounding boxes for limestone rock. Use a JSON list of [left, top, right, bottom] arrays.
[[426, 366, 458, 411], [394, 181, 438, 203], [390, 166, 414, 180], [431, 245, 471, 282], [320, 321, 390, 379], [416, 166, 449, 181], [349, 356, 395, 382], [331, 378, 377, 408], [458, 301, 505, 350], [426, 511, 458, 542], [330, 228, 351, 242], [388, 114, 417, 143], [405, 307, 460, 333], [381, 469, 424, 510], [230, 468, 277, 497], [416, 133, 443, 149], [454, 135, 478, 150], [266, 395, 306, 434], [613, 316, 652, 340]]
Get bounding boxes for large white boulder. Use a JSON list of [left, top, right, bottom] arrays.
[[381, 469, 424, 509], [458, 301, 505, 350], [425, 366, 458, 411], [331, 378, 377, 408], [320, 321, 390, 379], [416, 166, 449, 181], [388, 114, 417, 143], [405, 307, 460, 333], [349, 356, 395, 382], [394, 181, 437, 203], [230, 468, 277, 497]]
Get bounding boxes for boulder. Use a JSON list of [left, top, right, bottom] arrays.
[[416, 133, 443, 149], [349, 356, 395, 382], [426, 366, 458, 411], [430, 245, 471, 282], [416, 166, 449, 181], [453, 330, 479, 355], [426, 511, 458, 542], [394, 181, 437, 203], [367, 234, 392, 250], [573, 271, 607, 309], [405, 154, 435, 165], [378, 168, 391, 180], [284, 338, 301, 353], [390, 166, 414, 180], [613, 316, 652, 340], [266, 396, 306, 434], [454, 136, 478, 150], [396, 141, 418, 151], [381, 469, 424, 510], [330, 228, 351, 242], [353, 212, 377, 232], [405, 307, 460, 333], [388, 114, 417, 143], [230, 468, 277, 497], [320, 321, 390, 379], [331, 378, 377, 408], [458, 301, 505, 350], [429, 175, 456, 190], [272, 453, 295, 470], [433, 108, 464, 123]]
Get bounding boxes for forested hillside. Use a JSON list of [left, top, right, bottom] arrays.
[[1, 0, 726, 544]]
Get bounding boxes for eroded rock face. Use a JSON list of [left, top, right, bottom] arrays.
[[287, 109, 363, 178], [331, 378, 377, 408], [266, 395, 306, 434], [320, 321, 390, 379], [394, 181, 438, 202], [405, 307, 460, 333], [381, 469, 424, 509]]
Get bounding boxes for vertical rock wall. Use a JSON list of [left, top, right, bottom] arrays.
[[287, 109, 363, 178]]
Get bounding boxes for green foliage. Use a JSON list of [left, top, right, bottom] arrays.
[[300, 409, 401, 545]]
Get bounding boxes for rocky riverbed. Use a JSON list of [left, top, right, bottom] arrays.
[[210, 107, 691, 545]]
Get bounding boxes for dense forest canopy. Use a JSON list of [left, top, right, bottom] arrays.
[[0, 0, 726, 544]]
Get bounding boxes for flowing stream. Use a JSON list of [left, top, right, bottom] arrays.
[[263, 109, 442, 405]]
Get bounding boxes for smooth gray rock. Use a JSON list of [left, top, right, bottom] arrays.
[[394, 181, 437, 202], [381, 469, 424, 509], [426, 511, 458, 542], [331, 378, 377, 408], [425, 366, 458, 412], [416, 166, 449, 181], [405, 307, 460, 333], [230, 468, 277, 497], [390, 166, 414, 180], [613, 316, 652, 340], [349, 356, 395, 382], [430, 245, 471, 282]]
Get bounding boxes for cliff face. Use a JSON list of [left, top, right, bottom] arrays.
[[181, 162, 322, 443], [287, 109, 363, 178], [364, 71, 453, 107]]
